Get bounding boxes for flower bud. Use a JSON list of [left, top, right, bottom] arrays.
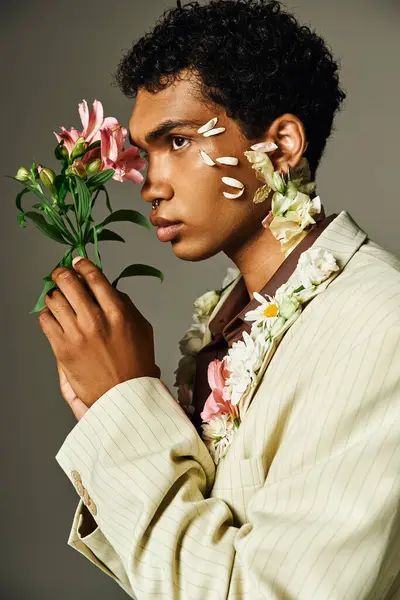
[[85, 159, 102, 175], [70, 160, 86, 178], [55, 143, 69, 161], [15, 167, 30, 182], [71, 136, 88, 160], [39, 167, 56, 193]]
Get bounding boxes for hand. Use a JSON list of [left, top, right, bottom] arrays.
[[38, 257, 161, 411]]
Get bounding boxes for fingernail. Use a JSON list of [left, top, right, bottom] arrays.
[[72, 256, 84, 266]]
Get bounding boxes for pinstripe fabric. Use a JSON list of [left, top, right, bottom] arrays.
[[55, 211, 400, 599]]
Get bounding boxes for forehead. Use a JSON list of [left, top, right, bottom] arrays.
[[129, 77, 220, 144]]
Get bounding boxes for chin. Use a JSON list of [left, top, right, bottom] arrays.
[[170, 238, 220, 262]]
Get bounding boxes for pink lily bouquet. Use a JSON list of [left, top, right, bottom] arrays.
[[11, 99, 163, 313]]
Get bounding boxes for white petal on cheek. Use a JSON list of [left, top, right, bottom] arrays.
[[199, 150, 216, 166], [215, 156, 239, 166], [197, 117, 218, 134], [223, 188, 245, 199], [203, 127, 226, 137], [221, 176, 245, 189]]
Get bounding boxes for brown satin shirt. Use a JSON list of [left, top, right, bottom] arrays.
[[191, 212, 338, 435]]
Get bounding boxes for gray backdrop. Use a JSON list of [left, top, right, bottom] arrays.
[[1, 0, 399, 598]]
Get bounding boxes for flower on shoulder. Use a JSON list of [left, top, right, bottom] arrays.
[[296, 247, 340, 289]]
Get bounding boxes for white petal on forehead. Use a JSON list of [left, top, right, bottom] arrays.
[[197, 117, 218, 134], [223, 188, 245, 199], [199, 150, 216, 166], [222, 176, 244, 189], [250, 141, 278, 153], [203, 127, 226, 137], [215, 156, 239, 165]]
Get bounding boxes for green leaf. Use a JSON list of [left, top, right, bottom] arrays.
[[99, 209, 151, 232], [87, 169, 115, 189], [102, 185, 113, 213], [86, 140, 101, 152], [95, 228, 126, 243], [111, 263, 164, 288], [53, 175, 68, 205], [15, 188, 29, 212], [72, 175, 91, 225], [17, 213, 26, 228], [30, 279, 58, 314], [24, 211, 69, 244]]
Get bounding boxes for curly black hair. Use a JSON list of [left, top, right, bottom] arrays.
[[115, 0, 346, 175]]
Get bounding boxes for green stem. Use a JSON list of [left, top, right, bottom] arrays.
[[76, 245, 88, 259], [64, 211, 79, 239], [68, 179, 81, 233]]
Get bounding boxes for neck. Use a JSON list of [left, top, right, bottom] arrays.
[[225, 226, 286, 299]]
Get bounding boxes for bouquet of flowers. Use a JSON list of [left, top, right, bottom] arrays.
[[11, 99, 163, 313]]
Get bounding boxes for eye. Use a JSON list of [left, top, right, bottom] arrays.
[[171, 135, 190, 151]]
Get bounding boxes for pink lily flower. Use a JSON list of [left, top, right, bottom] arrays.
[[54, 99, 105, 156], [78, 99, 104, 144], [101, 126, 146, 183], [54, 127, 81, 156], [200, 359, 237, 423]]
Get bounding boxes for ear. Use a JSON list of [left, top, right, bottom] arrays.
[[262, 114, 307, 175]]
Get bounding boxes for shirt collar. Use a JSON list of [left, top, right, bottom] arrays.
[[209, 212, 338, 347]]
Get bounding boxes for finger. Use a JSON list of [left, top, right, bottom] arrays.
[[71, 256, 123, 315], [37, 307, 63, 350], [44, 289, 78, 334], [57, 362, 89, 421], [51, 264, 100, 319]]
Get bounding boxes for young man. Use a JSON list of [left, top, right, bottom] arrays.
[[41, 1, 400, 598]]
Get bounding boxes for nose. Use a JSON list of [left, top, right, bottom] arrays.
[[141, 168, 174, 206]]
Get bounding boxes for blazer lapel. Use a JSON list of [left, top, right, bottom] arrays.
[[237, 211, 368, 418]]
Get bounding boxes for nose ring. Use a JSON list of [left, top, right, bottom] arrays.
[[152, 199, 161, 210]]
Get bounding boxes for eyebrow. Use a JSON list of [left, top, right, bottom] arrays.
[[129, 118, 205, 149]]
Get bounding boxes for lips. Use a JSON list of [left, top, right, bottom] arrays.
[[149, 214, 182, 227], [156, 222, 183, 243]]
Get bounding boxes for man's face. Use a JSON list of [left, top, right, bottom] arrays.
[[129, 74, 270, 261]]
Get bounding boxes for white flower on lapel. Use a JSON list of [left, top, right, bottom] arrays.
[[222, 265, 240, 288], [177, 383, 195, 416], [179, 324, 207, 356], [296, 247, 340, 289], [193, 290, 221, 320], [201, 413, 238, 464], [225, 331, 269, 405], [244, 285, 301, 336]]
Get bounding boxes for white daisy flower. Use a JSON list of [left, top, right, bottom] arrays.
[[225, 331, 269, 405]]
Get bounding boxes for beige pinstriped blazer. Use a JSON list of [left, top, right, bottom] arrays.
[[55, 211, 400, 599]]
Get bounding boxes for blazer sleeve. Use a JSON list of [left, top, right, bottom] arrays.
[[55, 327, 400, 600]]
